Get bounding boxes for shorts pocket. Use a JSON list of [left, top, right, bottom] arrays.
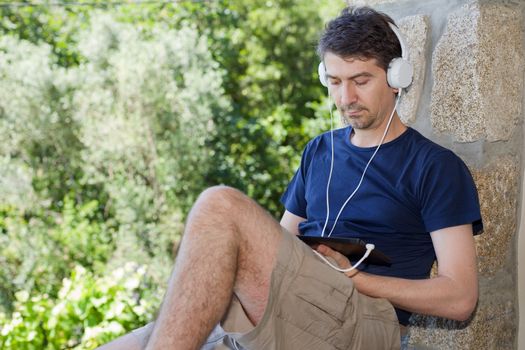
[[294, 276, 349, 323], [277, 253, 355, 350]]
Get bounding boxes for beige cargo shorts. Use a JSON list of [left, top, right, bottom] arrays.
[[132, 231, 401, 350], [220, 231, 401, 350]]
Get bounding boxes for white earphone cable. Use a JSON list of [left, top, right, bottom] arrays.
[[320, 90, 335, 238], [312, 243, 375, 273], [321, 89, 403, 239]]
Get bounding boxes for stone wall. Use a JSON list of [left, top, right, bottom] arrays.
[[345, 0, 523, 348]]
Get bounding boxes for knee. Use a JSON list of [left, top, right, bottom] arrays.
[[187, 186, 248, 236], [194, 185, 247, 215]]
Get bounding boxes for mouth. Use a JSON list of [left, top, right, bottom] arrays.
[[344, 110, 364, 117], [340, 105, 367, 118]]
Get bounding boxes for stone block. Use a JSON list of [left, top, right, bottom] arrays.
[[397, 15, 429, 124], [408, 292, 515, 349], [430, 2, 524, 142], [471, 156, 519, 276]]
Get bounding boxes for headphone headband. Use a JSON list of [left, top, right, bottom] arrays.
[[388, 22, 408, 61]]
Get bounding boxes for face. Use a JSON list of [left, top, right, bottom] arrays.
[[323, 52, 398, 131]]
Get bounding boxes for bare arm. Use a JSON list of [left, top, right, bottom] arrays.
[[317, 224, 478, 321], [280, 210, 306, 235]]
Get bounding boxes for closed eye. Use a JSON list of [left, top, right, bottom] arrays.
[[354, 79, 370, 86]]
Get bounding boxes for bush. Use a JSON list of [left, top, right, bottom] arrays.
[[0, 197, 115, 312], [0, 263, 159, 350], [0, 1, 346, 347]]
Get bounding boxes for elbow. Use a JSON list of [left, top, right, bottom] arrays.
[[450, 304, 476, 322], [449, 291, 478, 321]]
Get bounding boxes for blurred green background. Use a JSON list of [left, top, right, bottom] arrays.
[[0, 0, 344, 348]]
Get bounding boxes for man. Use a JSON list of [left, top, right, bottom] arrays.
[[99, 6, 482, 350]]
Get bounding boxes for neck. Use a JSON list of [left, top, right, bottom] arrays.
[[350, 115, 407, 148]]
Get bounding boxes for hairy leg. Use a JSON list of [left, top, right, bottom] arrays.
[[144, 186, 284, 350]]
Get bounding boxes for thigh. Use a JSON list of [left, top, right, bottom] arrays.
[[181, 186, 286, 326], [204, 187, 285, 324]]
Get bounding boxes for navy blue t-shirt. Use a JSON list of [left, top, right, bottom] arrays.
[[281, 126, 483, 325]]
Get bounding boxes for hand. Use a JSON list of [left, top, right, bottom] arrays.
[[315, 244, 358, 278]]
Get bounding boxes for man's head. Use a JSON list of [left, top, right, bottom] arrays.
[[317, 6, 401, 73], [316, 7, 411, 134]]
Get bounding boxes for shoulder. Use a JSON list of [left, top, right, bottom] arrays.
[[403, 128, 465, 170], [405, 128, 450, 155], [401, 129, 476, 199]]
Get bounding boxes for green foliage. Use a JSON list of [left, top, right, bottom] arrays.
[[70, 14, 229, 280], [90, 0, 345, 215], [0, 34, 83, 207], [0, 263, 159, 350], [0, 8, 229, 345], [74, 13, 228, 214], [0, 0, 347, 346], [0, 0, 345, 216], [0, 3, 82, 67], [51, 197, 115, 269], [174, 0, 337, 215], [0, 10, 229, 275], [0, 197, 115, 312]]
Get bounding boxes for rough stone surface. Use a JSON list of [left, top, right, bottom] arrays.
[[409, 289, 515, 349], [397, 15, 429, 124], [471, 156, 519, 276], [430, 2, 524, 142]]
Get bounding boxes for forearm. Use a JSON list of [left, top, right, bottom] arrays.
[[351, 271, 478, 321]]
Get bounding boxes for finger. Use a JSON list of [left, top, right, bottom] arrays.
[[316, 244, 342, 258], [316, 244, 351, 268]]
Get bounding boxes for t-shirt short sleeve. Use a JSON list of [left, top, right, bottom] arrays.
[[281, 141, 315, 218], [418, 150, 482, 234]]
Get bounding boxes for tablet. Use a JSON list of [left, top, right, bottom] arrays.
[[297, 235, 391, 266]]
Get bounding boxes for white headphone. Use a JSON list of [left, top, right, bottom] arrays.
[[318, 22, 413, 89]]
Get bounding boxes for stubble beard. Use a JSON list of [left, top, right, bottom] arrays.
[[339, 104, 374, 129]]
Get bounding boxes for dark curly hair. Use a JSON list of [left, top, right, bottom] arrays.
[[317, 6, 401, 72]]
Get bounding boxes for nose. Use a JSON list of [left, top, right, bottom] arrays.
[[340, 82, 358, 106]]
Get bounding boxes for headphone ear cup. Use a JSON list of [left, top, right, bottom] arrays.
[[387, 57, 413, 89], [318, 62, 328, 87]]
